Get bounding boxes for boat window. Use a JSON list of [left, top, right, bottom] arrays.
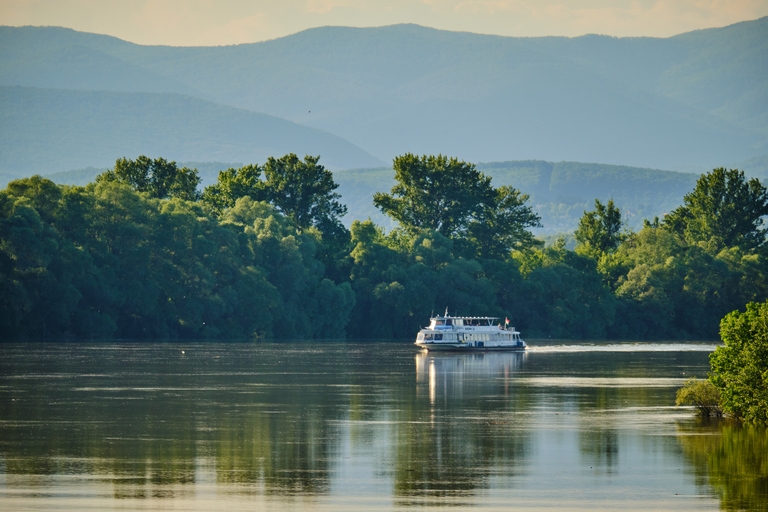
[[455, 319, 463, 326], [445, 319, 452, 326], [417, 333, 424, 341], [435, 333, 443, 341]]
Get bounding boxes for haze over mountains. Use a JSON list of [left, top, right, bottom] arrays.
[[1, 18, 766, 179], [0, 86, 382, 174]]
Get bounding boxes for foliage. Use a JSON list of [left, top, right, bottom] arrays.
[[574, 199, 625, 254], [201, 155, 352, 280], [373, 154, 540, 259], [675, 377, 722, 417], [42, 159, 709, 236], [461, 185, 543, 259], [373, 154, 493, 237], [710, 301, 768, 423], [512, 239, 616, 338], [664, 168, 768, 252], [0, 176, 353, 340], [96, 156, 201, 201], [334, 161, 701, 236], [200, 164, 264, 217], [4, 154, 768, 342], [261, 154, 347, 235]]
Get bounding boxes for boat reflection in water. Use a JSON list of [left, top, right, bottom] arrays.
[[1, 341, 746, 511], [415, 350, 527, 404]]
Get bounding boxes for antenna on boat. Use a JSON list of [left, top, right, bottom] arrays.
[[444, 307, 449, 317]]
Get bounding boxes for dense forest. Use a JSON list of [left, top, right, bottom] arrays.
[[1, 154, 767, 341]]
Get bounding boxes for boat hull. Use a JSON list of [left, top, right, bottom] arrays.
[[415, 342, 526, 352]]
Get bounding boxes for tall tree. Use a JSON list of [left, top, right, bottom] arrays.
[[462, 186, 542, 259], [96, 156, 201, 201], [373, 154, 540, 258], [373, 154, 493, 237], [663, 168, 768, 251], [261, 154, 347, 234], [574, 199, 625, 254], [201, 164, 264, 217]]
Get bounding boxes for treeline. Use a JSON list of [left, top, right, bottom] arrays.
[[1, 154, 767, 340]]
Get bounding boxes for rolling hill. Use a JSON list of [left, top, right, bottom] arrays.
[[1, 20, 766, 171], [0, 85, 382, 176]]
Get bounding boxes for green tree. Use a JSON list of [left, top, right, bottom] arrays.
[[373, 154, 540, 258], [96, 156, 201, 201], [574, 199, 625, 254], [663, 168, 768, 252], [675, 377, 722, 417], [224, 196, 355, 339], [513, 240, 616, 338], [201, 164, 264, 217], [710, 301, 768, 423], [3, 174, 63, 222], [261, 154, 347, 234], [373, 154, 493, 237], [462, 185, 542, 259]]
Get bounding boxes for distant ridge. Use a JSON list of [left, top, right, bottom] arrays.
[[1, 18, 766, 173], [0, 86, 383, 175]]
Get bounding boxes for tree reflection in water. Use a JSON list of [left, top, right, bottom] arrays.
[[0, 341, 736, 511], [677, 420, 767, 512]]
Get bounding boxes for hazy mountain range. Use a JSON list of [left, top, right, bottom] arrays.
[[1, 18, 766, 178]]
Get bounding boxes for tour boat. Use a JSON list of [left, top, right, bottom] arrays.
[[414, 311, 527, 351]]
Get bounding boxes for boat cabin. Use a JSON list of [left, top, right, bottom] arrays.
[[416, 314, 526, 350], [429, 316, 499, 329]]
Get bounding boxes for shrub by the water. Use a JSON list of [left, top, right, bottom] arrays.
[[675, 377, 722, 418]]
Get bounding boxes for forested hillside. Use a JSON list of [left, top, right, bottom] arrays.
[[1, 19, 766, 173], [2, 156, 766, 341]]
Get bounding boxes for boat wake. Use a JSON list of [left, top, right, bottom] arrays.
[[527, 343, 719, 353]]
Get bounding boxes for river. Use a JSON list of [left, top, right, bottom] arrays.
[[0, 340, 765, 511]]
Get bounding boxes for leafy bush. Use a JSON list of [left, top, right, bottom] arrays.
[[710, 302, 768, 423], [675, 377, 722, 417]]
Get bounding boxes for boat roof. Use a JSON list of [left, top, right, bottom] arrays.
[[432, 316, 499, 320]]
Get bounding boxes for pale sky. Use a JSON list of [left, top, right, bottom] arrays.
[[1, 0, 767, 46]]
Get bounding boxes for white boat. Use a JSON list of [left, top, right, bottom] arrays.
[[414, 312, 527, 351]]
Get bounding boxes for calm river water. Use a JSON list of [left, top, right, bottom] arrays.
[[0, 340, 765, 511]]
